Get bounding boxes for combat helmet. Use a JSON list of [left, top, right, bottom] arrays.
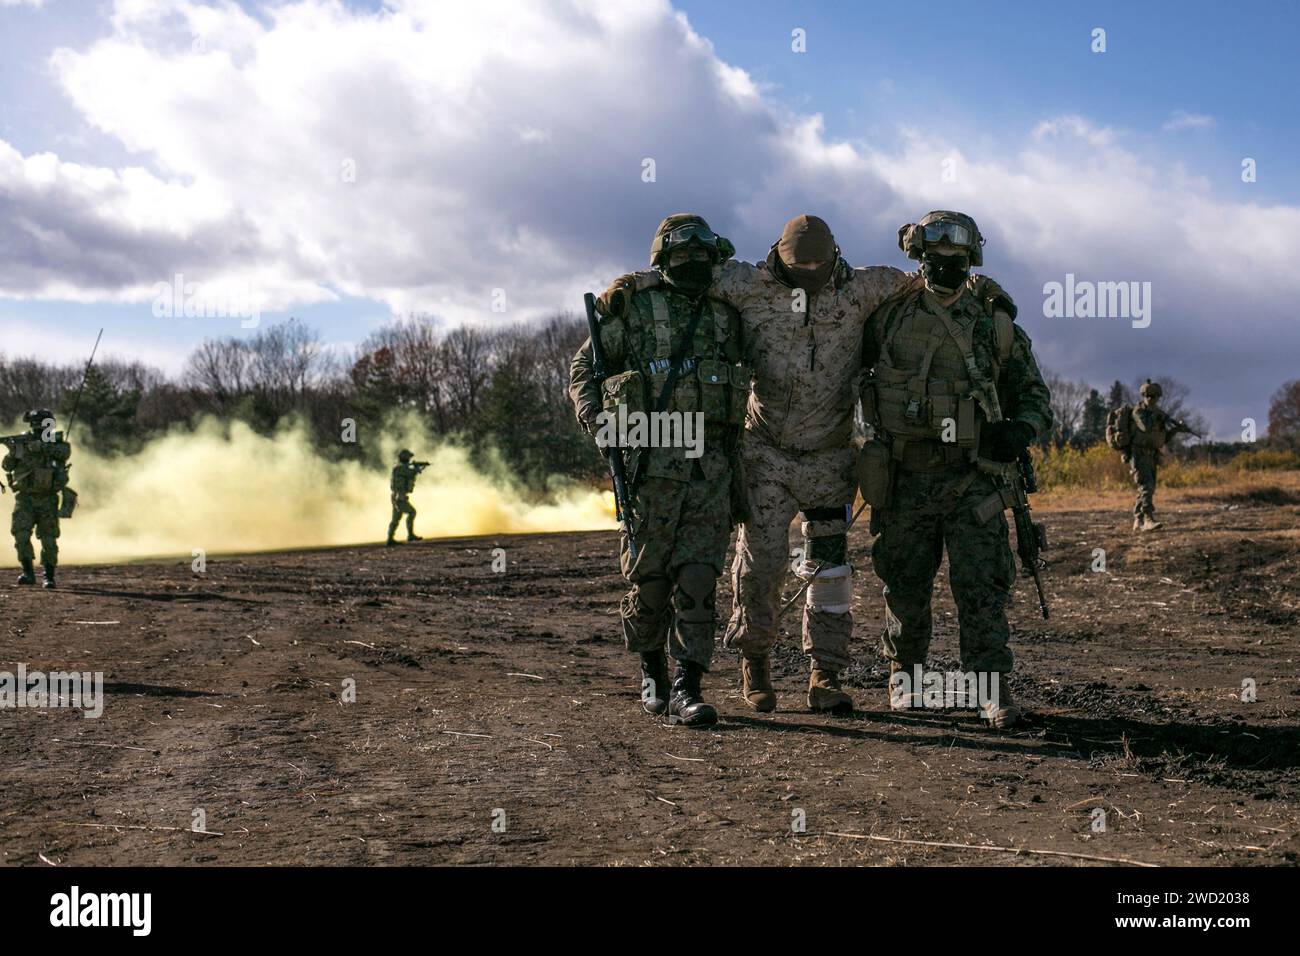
[[648, 213, 735, 268], [398, 449, 414, 462], [1139, 380, 1162, 399], [24, 408, 54, 431], [898, 210, 986, 266]]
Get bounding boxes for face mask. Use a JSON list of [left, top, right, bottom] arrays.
[[922, 253, 970, 294], [785, 260, 836, 293], [666, 260, 713, 296]]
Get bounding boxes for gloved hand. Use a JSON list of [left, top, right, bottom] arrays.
[[578, 404, 604, 439], [596, 271, 662, 318], [986, 420, 1034, 463]]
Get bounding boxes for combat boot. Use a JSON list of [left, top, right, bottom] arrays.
[[808, 665, 853, 715], [17, 559, 36, 586], [42, 565, 56, 589], [979, 677, 1023, 729], [1132, 516, 1142, 532], [888, 662, 924, 711], [667, 661, 717, 728], [1139, 515, 1163, 532], [386, 536, 397, 547], [407, 533, 423, 542], [741, 655, 776, 712], [638, 651, 670, 716]]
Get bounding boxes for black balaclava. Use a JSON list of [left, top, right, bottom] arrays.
[[921, 252, 970, 295], [665, 249, 713, 297]]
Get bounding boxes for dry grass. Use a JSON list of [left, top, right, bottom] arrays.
[[1033, 449, 1300, 513]]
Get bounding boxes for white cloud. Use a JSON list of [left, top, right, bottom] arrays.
[[0, 0, 1292, 433], [1162, 110, 1216, 132]]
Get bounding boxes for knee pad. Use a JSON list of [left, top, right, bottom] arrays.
[[627, 576, 672, 617], [801, 504, 849, 565], [673, 563, 717, 624]]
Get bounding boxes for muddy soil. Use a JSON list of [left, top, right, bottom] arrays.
[[2, 491, 1297, 866]]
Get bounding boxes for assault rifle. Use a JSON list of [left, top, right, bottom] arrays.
[[411, 461, 431, 471], [1008, 452, 1050, 619], [0, 433, 26, 494], [1168, 418, 1203, 440], [583, 291, 637, 559], [975, 451, 1049, 618]]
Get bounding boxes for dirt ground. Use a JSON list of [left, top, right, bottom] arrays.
[[2, 484, 1298, 867]]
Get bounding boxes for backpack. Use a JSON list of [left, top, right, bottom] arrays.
[[1105, 404, 1134, 451]]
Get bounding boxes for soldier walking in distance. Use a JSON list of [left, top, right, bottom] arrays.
[[387, 449, 426, 546], [1106, 380, 1195, 532], [3, 409, 73, 589]]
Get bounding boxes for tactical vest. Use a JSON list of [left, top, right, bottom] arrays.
[[3, 433, 71, 495], [865, 285, 1012, 471], [599, 288, 749, 428], [391, 465, 416, 495], [1130, 405, 1166, 451]]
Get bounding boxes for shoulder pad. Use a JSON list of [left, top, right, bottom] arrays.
[[974, 274, 1017, 319]]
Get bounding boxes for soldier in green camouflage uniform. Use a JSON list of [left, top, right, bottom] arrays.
[[861, 212, 1053, 727], [570, 214, 749, 728], [387, 449, 425, 546], [3, 409, 72, 589], [1124, 380, 1190, 532]]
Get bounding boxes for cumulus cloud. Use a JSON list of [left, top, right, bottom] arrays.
[[0, 0, 1292, 433]]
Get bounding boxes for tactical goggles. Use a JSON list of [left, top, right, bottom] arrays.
[[922, 221, 975, 247], [663, 223, 720, 249]]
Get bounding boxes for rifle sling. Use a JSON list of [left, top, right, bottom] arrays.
[[625, 299, 708, 497], [652, 299, 707, 413]]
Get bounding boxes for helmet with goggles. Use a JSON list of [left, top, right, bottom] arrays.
[[649, 214, 734, 268], [898, 210, 986, 266]]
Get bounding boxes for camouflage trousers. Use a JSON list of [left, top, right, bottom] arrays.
[[723, 438, 857, 670], [1127, 450, 1158, 517], [388, 494, 416, 538], [871, 467, 1016, 674], [619, 471, 734, 670], [12, 493, 60, 567]]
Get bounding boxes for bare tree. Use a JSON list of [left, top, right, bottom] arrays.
[[442, 326, 492, 425], [1042, 371, 1090, 447], [1267, 379, 1300, 449]]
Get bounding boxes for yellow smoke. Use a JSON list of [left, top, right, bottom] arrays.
[[15, 416, 615, 565]]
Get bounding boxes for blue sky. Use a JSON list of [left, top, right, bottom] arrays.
[[1, 0, 1297, 435], [677, 0, 1299, 206]]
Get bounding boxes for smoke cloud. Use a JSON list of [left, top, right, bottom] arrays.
[[9, 416, 615, 566]]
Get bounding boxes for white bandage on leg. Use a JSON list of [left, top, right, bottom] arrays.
[[797, 560, 853, 615]]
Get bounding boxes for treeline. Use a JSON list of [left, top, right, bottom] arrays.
[[0, 316, 602, 492], [5, 318, 1300, 491]]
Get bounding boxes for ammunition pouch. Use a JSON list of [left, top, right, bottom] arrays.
[[695, 360, 751, 428], [601, 369, 647, 418], [871, 369, 980, 450], [892, 440, 971, 473], [855, 439, 895, 509], [696, 359, 729, 423], [729, 363, 751, 426], [59, 487, 78, 520], [971, 459, 1019, 524]]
